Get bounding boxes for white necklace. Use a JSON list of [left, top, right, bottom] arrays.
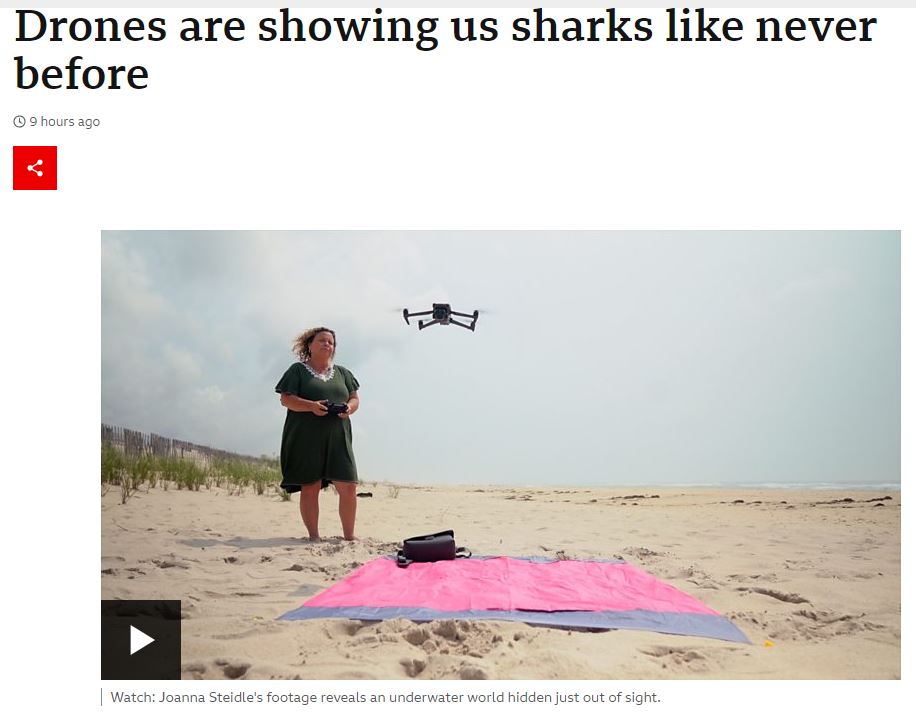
[[303, 361, 335, 382]]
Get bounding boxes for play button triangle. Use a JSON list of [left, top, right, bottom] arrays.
[[130, 625, 155, 655]]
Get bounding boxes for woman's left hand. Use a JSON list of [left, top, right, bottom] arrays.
[[341, 392, 358, 419]]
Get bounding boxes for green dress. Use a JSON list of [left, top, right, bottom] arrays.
[[275, 362, 360, 492]]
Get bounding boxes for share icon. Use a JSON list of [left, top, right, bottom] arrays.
[[13, 146, 57, 190]]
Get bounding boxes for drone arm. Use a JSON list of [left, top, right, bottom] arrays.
[[448, 318, 475, 331], [451, 310, 479, 330], [404, 308, 434, 326]]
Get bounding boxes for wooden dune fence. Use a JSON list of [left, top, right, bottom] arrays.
[[101, 423, 266, 466]]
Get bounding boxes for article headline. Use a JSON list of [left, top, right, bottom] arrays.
[[13, 7, 879, 90]]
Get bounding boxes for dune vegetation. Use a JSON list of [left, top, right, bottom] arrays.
[[101, 442, 286, 504]]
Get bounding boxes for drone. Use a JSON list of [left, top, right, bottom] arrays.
[[403, 303, 479, 331]]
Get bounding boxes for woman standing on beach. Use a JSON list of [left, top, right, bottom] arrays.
[[275, 327, 360, 541]]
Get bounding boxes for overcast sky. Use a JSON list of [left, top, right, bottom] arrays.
[[101, 231, 900, 488]]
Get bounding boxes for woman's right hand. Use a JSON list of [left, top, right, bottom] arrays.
[[310, 400, 329, 416]]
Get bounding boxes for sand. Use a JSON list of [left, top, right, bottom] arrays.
[[100, 483, 900, 680]]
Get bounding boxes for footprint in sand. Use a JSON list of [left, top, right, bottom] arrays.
[[152, 558, 190, 570], [733, 608, 883, 643], [639, 646, 708, 672], [344, 618, 506, 672], [400, 657, 427, 677], [726, 572, 778, 582], [736, 586, 809, 604], [458, 664, 490, 679], [790, 609, 884, 639], [183, 662, 207, 678], [215, 660, 250, 679], [625, 547, 664, 561], [286, 584, 324, 597], [670, 566, 722, 590], [394, 622, 497, 679]]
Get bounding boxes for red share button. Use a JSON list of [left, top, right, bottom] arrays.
[[13, 146, 57, 190]]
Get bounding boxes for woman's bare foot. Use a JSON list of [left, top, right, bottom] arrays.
[[306, 536, 322, 543], [342, 535, 358, 541]]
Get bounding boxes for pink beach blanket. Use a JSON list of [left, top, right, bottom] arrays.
[[306, 557, 717, 614], [281, 556, 748, 642]]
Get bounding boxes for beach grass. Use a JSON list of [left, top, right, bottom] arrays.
[[101, 443, 282, 502]]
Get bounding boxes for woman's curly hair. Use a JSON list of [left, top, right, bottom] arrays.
[[293, 327, 336, 362]]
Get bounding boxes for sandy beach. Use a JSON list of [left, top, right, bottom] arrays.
[[100, 483, 900, 680]]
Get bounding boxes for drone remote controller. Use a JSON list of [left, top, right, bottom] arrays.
[[323, 402, 349, 415]]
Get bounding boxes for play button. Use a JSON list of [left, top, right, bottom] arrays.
[[101, 600, 181, 679], [130, 625, 156, 655]]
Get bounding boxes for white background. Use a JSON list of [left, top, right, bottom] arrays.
[[0, 4, 911, 714]]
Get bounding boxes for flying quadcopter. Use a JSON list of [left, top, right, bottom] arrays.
[[402, 303, 479, 331]]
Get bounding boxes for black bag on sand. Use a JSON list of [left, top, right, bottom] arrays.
[[396, 529, 471, 568]]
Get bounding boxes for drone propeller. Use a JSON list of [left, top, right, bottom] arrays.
[[386, 307, 415, 323]]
